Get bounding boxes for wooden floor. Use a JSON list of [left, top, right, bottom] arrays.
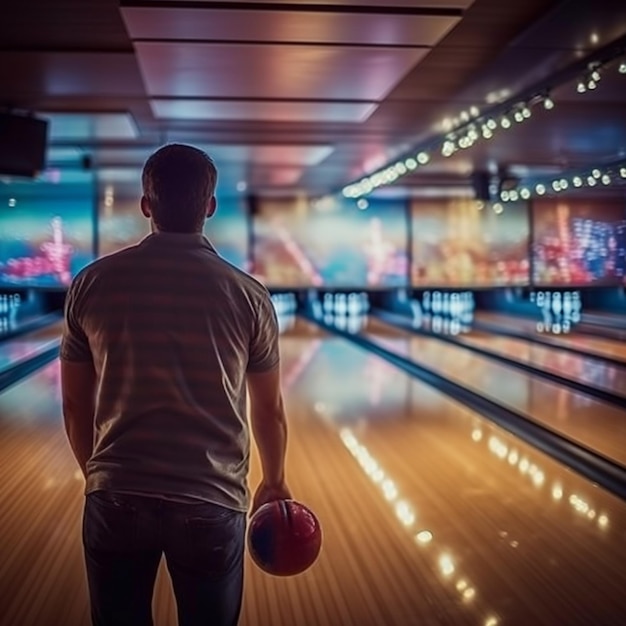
[[1, 319, 626, 625]]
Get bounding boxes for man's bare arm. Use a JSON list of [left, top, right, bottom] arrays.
[[247, 364, 291, 512], [60, 360, 97, 477]]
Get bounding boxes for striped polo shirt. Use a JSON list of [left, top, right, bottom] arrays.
[[60, 231, 280, 512]]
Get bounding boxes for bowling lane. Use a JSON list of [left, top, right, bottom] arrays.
[[2, 318, 626, 625], [0, 321, 63, 371], [456, 329, 626, 399], [360, 317, 626, 467], [474, 311, 626, 363]]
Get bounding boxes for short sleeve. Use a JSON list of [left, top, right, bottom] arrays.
[[60, 275, 93, 362], [247, 292, 280, 373]]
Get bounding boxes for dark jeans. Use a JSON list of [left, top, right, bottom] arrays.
[[82, 491, 246, 626]]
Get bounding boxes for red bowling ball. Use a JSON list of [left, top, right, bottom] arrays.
[[247, 499, 322, 577]]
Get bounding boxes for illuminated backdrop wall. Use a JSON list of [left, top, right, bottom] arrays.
[[3, 173, 626, 293], [251, 196, 408, 288], [0, 171, 95, 288], [410, 198, 530, 287], [532, 199, 626, 286]]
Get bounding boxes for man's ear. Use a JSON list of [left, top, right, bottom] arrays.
[[140, 195, 151, 219], [206, 196, 217, 219]]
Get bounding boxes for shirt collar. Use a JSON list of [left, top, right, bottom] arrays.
[[140, 231, 218, 253]]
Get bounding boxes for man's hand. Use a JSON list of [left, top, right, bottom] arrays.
[[250, 480, 292, 516]]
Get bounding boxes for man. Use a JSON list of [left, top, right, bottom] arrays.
[[60, 143, 291, 626]]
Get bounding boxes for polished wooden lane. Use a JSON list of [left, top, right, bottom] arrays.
[[364, 317, 626, 467], [1, 319, 626, 625], [474, 312, 626, 363], [458, 331, 626, 399]]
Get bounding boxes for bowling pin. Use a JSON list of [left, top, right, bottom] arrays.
[[442, 293, 450, 317], [348, 293, 361, 317], [450, 293, 460, 319], [323, 293, 334, 314], [336, 293, 347, 316], [432, 291, 442, 314], [563, 292, 572, 318], [410, 299, 423, 329]]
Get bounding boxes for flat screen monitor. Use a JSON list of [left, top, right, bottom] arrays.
[[0, 173, 94, 287], [411, 198, 530, 287], [532, 199, 626, 286], [0, 113, 48, 178], [251, 196, 408, 288]]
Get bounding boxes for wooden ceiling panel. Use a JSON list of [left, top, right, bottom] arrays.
[[121, 5, 459, 47], [142, 0, 475, 8], [0, 0, 132, 50], [0, 52, 144, 98], [134, 42, 429, 100], [150, 99, 379, 123]]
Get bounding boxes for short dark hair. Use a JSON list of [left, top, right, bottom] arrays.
[[141, 144, 218, 233]]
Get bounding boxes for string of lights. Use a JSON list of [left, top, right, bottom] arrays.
[[499, 160, 626, 203], [342, 37, 626, 201]]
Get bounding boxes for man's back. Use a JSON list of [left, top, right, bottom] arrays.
[[61, 231, 279, 511]]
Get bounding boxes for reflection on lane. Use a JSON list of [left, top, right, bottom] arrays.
[[361, 318, 626, 467], [458, 332, 626, 398], [0, 360, 64, 422], [0, 322, 63, 371], [474, 312, 626, 363], [296, 333, 626, 624]]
